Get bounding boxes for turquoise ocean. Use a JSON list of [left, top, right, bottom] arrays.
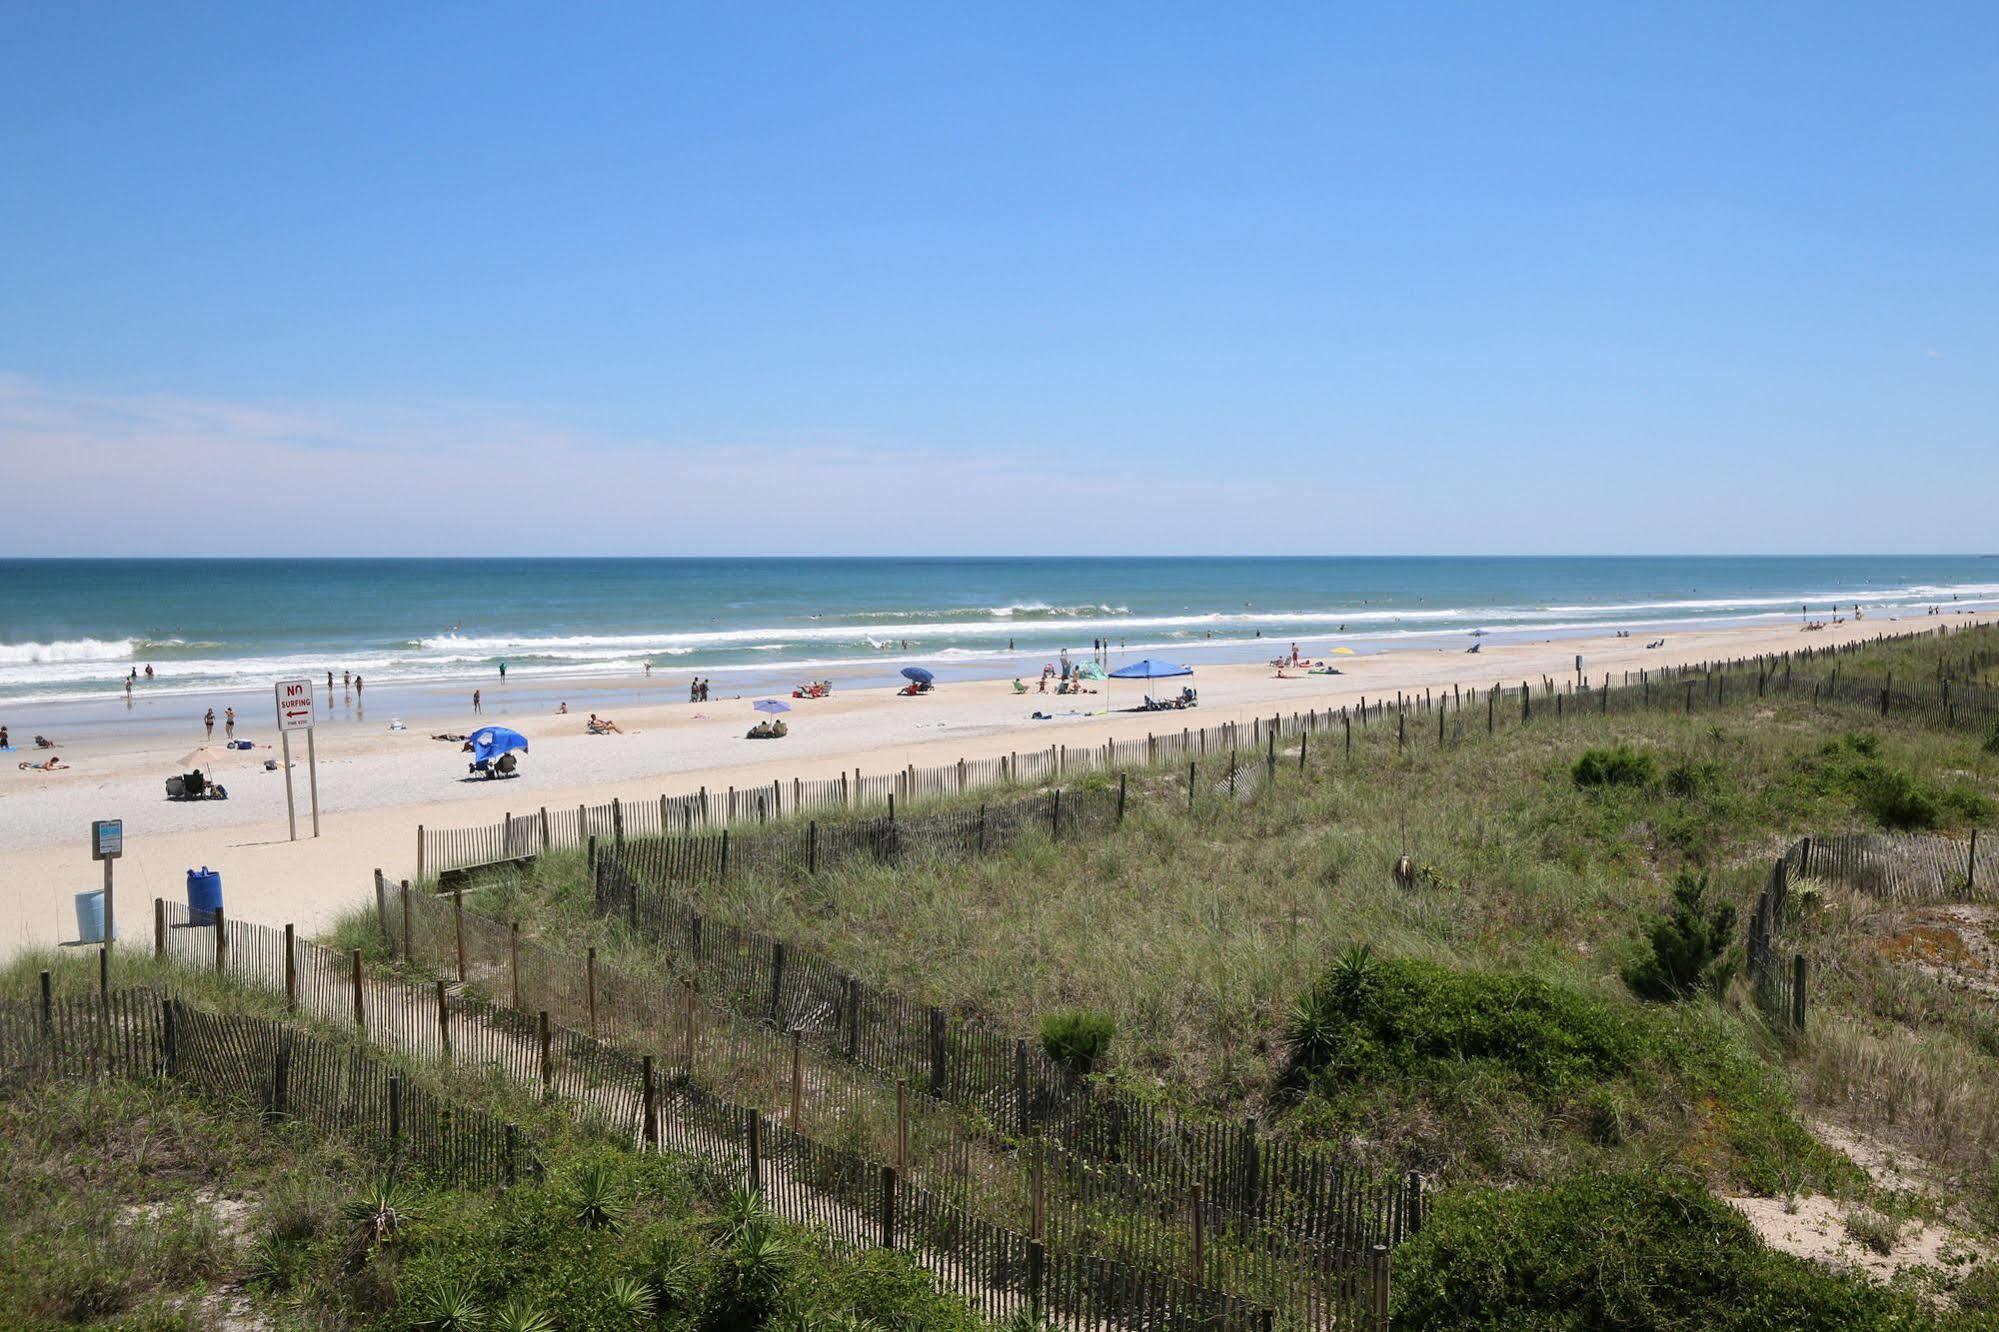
[[3, 557, 1996, 729]]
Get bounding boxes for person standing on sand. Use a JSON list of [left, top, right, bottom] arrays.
[[327, 671, 333, 690], [343, 670, 351, 691], [124, 678, 132, 702], [204, 708, 214, 739], [354, 675, 363, 697], [224, 707, 235, 739], [473, 689, 482, 713], [499, 661, 506, 680]]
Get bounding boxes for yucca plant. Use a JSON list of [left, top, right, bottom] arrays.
[[571, 1161, 625, 1232], [716, 1186, 770, 1242], [605, 1275, 658, 1321], [417, 1280, 486, 1331], [714, 1227, 793, 1325], [343, 1177, 417, 1249]]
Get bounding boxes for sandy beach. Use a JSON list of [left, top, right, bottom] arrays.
[[2, 612, 1986, 960]]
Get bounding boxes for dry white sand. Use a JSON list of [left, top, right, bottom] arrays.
[[3, 613, 1986, 959]]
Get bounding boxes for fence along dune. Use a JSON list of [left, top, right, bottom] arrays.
[[417, 623, 1999, 882], [144, 897, 1340, 1331], [379, 873, 1401, 1326]]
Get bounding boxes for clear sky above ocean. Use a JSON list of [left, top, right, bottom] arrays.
[[2, 6, 1994, 555]]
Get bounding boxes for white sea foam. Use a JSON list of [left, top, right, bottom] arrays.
[[0, 637, 138, 665]]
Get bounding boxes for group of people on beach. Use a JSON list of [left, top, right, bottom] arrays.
[[322, 670, 364, 696], [6, 725, 65, 770], [689, 678, 711, 702], [202, 707, 236, 739]]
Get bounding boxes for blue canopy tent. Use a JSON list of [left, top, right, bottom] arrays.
[[900, 666, 935, 693], [1107, 658, 1193, 711], [467, 726, 528, 778]]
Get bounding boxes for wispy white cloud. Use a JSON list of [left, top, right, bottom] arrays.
[[0, 374, 1364, 555]]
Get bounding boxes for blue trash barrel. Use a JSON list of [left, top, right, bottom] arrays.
[[74, 889, 109, 943], [186, 867, 223, 925]]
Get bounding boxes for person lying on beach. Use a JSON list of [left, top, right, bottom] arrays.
[[586, 714, 624, 734], [557, 702, 569, 713], [34, 735, 56, 748], [19, 756, 66, 771], [431, 733, 468, 742]]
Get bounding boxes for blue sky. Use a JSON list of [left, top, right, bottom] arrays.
[[2, 5, 1993, 555]]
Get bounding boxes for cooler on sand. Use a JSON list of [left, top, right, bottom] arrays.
[[186, 867, 223, 925]]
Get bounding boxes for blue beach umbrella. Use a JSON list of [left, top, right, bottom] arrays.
[[468, 726, 529, 764], [1108, 658, 1192, 711], [753, 699, 791, 714], [1108, 659, 1192, 680], [901, 666, 935, 685]]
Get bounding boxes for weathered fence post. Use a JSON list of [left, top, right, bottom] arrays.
[[789, 1029, 804, 1130], [1117, 772, 1127, 823], [720, 828, 730, 880], [681, 984, 698, 1075], [416, 825, 425, 880], [538, 1010, 553, 1094], [387, 1075, 402, 1153], [642, 1054, 659, 1148], [748, 1111, 763, 1195], [1299, 729, 1309, 771], [283, 923, 297, 1011], [1189, 760, 1197, 810], [436, 979, 452, 1062], [613, 796, 624, 848], [1347, 710, 1354, 756], [1370, 1244, 1391, 1332], [807, 820, 818, 875], [1015, 1036, 1031, 1135], [1792, 955, 1807, 1033], [587, 833, 598, 883], [153, 897, 166, 959], [1968, 828, 1979, 891], [509, 922, 523, 1010], [399, 881, 412, 964], [1050, 787, 1061, 839], [270, 1039, 290, 1122], [845, 977, 862, 1060], [879, 1164, 898, 1247], [351, 949, 366, 1028], [541, 806, 551, 853], [977, 804, 987, 854], [1405, 1169, 1426, 1234], [214, 906, 228, 974], [769, 940, 787, 1021], [453, 890, 467, 982], [586, 947, 599, 1037]]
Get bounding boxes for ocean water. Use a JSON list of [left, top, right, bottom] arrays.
[[2, 556, 1996, 713]]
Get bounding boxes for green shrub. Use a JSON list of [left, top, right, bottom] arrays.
[[1572, 745, 1658, 789], [1793, 732, 1992, 831], [1623, 871, 1737, 1002], [1279, 957, 1637, 1099], [1393, 1170, 1940, 1331], [1858, 767, 1992, 831], [1038, 1009, 1116, 1075]]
